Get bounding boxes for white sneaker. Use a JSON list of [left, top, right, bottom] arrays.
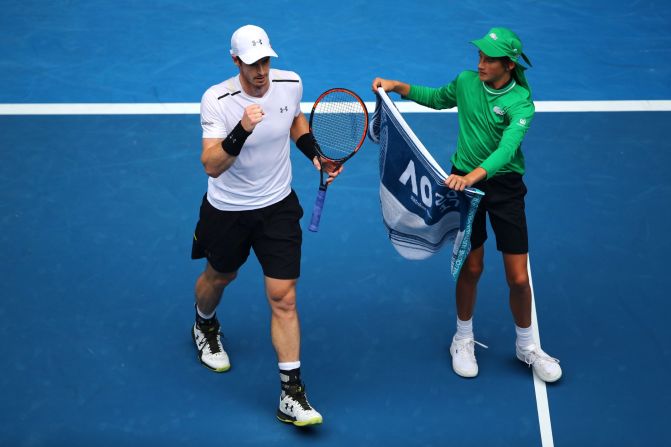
[[450, 336, 488, 378], [192, 320, 230, 372], [516, 344, 562, 382], [277, 382, 323, 426]]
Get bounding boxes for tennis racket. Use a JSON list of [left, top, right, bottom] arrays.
[[307, 88, 368, 232]]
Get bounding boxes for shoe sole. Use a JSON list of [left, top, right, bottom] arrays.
[[201, 362, 231, 373], [191, 327, 231, 373], [537, 371, 562, 383], [276, 413, 323, 427], [452, 365, 478, 378]]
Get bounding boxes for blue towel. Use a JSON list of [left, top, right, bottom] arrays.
[[368, 88, 484, 280]]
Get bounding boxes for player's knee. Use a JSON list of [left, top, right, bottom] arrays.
[[269, 290, 297, 314], [506, 273, 530, 291], [208, 271, 237, 289], [462, 262, 484, 280]]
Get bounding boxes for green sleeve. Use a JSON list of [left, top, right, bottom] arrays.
[[480, 101, 534, 178], [404, 78, 458, 110]]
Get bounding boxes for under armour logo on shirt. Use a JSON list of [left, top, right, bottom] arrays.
[[280, 106, 288, 113]]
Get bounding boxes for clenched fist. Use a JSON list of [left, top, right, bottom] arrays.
[[241, 104, 264, 132]]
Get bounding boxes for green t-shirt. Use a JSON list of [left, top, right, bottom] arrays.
[[405, 70, 534, 178]]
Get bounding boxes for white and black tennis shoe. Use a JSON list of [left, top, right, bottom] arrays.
[[192, 319, 230, 372], [276, 382, 323, 426]]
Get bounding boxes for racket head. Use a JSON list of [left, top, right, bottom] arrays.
[[308, 88, 369, 163]]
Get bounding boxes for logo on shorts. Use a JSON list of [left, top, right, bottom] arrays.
[[518, 118, 527, 126], [493, 106, 505, 116]]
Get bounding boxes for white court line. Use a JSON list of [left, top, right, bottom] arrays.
[[0, 103, 201, 115], [0, 100, 670, 115], [528, 256, 555, 447], [385, 100, 671, 113]]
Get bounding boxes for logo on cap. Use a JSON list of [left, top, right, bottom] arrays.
[[252, 39, 263, 46], [489, 33, 498, 40]]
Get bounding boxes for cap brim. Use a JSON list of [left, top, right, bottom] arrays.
[[238, 47, 278, 64], [471, 38, 508, 58]]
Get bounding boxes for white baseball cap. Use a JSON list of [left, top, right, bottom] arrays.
[[229, 25, 278, 64]]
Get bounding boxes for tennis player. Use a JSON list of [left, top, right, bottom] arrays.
[[372, 27, 561, 382], [191, 24, 341, 426]]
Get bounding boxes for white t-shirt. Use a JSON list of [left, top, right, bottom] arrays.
[[200, 69, 303, 210]]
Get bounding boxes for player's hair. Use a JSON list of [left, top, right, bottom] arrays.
[[494, 56, 514, 71]]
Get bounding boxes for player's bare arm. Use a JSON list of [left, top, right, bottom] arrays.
[[371, 77, 411, 96]]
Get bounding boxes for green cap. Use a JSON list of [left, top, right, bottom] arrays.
[[471, 27, 532, 67]]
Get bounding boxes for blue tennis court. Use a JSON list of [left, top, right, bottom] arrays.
[[1, 1, 670, 446]]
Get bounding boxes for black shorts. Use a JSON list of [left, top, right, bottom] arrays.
[[191, 190, 303, 279], [452, 167, 528, 254]]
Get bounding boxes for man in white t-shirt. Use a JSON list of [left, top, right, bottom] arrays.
[[190, 24, 340, 427]]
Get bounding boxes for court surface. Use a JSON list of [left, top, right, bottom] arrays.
[[1, 1, 670, 446]]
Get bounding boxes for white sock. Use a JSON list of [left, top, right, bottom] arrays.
[[455, 317, 474, 341], [279, 361, 301, 385], [278, 361, 301, 372], [515, 325, 535, 350], [196, 305, 216, 320]]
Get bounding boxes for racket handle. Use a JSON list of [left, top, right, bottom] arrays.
[[308, 187, 327, 232]]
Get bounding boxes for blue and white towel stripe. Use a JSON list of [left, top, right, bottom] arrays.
[[369, 88, 484, 280]]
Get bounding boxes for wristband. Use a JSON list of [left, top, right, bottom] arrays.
[[296, 132, 320, 161], [221, 121, 252, 157]]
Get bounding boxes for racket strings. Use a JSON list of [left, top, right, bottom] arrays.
[[311, 91, 367, 161]]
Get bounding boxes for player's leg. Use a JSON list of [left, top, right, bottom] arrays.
[[264, 277, 321, 426], [255, 191, 322, 426], [254, 192, 303, 364], [502, 252, 532, 328], [450, 185, 488, 378], [195, 262, 237, 314], [502, 252, 561, 382], [489, 174, 562, 382], [265, 277, 300, 362], [452, 166, 487, 319], [456, 245, 485, 321], [486, 172, 532, 331], [190, 195, 252, 372]]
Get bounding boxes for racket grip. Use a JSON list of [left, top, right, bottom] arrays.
[[308, 188, 327, 232]]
